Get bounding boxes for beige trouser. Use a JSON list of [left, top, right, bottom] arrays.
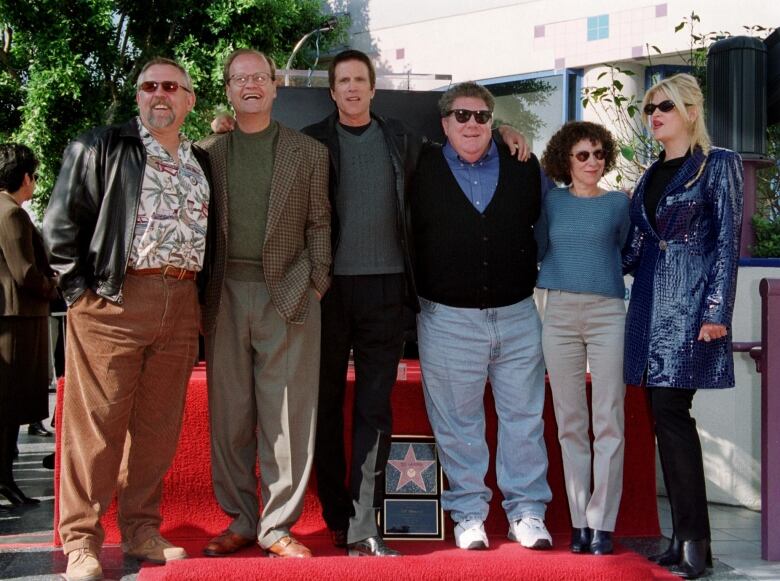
[[542, 290, 626, 532], [205, 277, 320, 548], [58, 274, 199, 555]]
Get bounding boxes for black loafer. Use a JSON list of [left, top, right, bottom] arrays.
[[347, 536, 401, 557], [590, 530, 613, 555], [570, 527, 592, 553]]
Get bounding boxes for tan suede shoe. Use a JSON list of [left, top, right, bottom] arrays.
[[65, 548, 102, 581], [123, 535, 188, 564]]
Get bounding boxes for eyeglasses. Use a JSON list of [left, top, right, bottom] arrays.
[[445, 109, 493, 124], [643, 100, 678, 115], [138, 81, 192, 94], [229, 72, 273, 87], [570, 149, 606, 162]]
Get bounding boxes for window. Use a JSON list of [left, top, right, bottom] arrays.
[[587, 15, 609, 41]]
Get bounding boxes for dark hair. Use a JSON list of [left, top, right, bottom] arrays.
[[0, 143, 38, 193], [540, 121, 617, 184], [223, 49, 276, 85], [438, 81, 495, 117], [328, 49, 376, 90], [137, 57, 193, 92]]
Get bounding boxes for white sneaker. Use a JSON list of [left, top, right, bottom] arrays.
[[508, 516, 552, 549], [454, 518, 489, 550]]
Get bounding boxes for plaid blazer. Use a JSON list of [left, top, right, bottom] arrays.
[[198, 123, 331, 333]]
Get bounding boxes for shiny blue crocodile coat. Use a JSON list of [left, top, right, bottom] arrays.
[[623, 147, 743, 388]]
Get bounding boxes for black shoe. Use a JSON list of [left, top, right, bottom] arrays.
[[347, 536, 401, 557], [0, 483, 40, 506], [668, 539, 711, 579], [649, 535, 682, 565], [27, 422, 52, 437], [42, 453, 55, 470], [330, 528, 347, 548], [570, 527, 592, 553], [590, 530, 613, 555]]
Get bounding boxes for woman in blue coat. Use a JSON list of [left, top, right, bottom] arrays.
[[623, 73, 743, 579]]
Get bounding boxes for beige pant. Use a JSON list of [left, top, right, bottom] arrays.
[[58, 274, 199, 555], [542, 290, 626, 531], [205, 278, 320, 548]]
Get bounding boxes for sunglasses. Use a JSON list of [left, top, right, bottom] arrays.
[[138, 81, 192, 94], [570, 149, 606, 162], [445, 109, 493, 124], [643, 100, 677, 115]]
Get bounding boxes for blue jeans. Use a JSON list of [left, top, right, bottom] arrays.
[[416, 296, 551, 524]]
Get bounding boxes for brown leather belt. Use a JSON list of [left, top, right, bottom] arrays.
[[127, 266, 197, 280]]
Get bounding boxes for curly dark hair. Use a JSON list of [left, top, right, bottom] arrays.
[[540, 121, 617, 185]]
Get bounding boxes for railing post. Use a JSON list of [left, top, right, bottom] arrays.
[[761, 278, 780, 560]]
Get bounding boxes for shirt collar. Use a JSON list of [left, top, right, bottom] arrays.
[[136, 117, 190, 158], [443, 139, 497, 165]]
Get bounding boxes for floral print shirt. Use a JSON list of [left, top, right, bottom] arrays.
[[129, 117, 209, 271]]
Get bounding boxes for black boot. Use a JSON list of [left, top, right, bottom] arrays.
[[0, 425, 39, 506], [570, 527, 592, 553], [668, 539, 711, 579], [649, 535, 682, 565], [590, 530, 613, 555]]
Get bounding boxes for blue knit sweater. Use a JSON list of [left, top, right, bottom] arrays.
[[535, 186, 630, 299]]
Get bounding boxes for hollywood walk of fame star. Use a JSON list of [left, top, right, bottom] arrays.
[[388, 445, 436, 492]]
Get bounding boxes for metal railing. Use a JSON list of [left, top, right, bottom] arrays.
[[734, 278, 780, 560]]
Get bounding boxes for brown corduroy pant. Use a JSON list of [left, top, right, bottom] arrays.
[[58, 273, 199, 555]]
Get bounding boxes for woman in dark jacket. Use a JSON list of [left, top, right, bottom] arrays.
[[0, 143, 58, 505], [623, 74, 743, 579]]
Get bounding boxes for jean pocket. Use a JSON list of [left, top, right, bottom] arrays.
[[418, 296, 439, 313]]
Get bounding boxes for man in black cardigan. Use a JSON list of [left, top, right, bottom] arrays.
[[410, 81, 552, 552]]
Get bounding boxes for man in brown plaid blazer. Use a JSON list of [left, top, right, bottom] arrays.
[[198, 49, 330, 559]]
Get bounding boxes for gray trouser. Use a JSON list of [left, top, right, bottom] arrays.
[[205, 277, 320, 548], [542, 290, 625, 531]]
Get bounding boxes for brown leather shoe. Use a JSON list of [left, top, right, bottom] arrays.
[[266, 535, 312, 558], [203, 530, 255, 557]]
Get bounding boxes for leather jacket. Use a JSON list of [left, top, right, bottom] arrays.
[[302, 111, 422, 312], [43, 117, 214, 306]]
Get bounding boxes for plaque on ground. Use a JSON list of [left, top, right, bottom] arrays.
[[379, 435, 445, 540]]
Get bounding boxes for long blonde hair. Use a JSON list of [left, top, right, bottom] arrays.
[[642, 73, 711, 155]]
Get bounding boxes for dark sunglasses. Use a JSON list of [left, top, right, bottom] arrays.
[[446, 109, 493, 124], [643, 100, 677, 115], [570, 149, 606, 162], [138, 80, 192, 94]]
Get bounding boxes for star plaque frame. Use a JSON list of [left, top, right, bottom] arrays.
[[379, 435, 445, 540]]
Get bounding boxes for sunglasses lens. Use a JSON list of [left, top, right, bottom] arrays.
[[140, 81, 157, 93], [453, 110, 471, 123], [161, 81, 179, 92], [658, 100, 676, 112], [574, 151, 589, 162], [593, 149, 606, 160], [474, 112, 492, 124]]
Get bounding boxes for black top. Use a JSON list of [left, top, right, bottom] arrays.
[[644, 151, 690, 231]]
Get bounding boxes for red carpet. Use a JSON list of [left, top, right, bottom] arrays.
[[135, 536, 678, 581], [55, 361, 660, 545]]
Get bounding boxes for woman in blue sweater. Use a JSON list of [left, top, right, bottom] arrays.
[[537, 121, 630, 556]]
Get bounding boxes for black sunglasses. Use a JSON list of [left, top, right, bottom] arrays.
[[570, 149, 606, 162], [138, 80, 192, 94], [643, 100, 677, 115], [445, 109, 493, 124]]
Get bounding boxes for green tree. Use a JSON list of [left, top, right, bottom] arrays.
[[0, 0, 344, 216]]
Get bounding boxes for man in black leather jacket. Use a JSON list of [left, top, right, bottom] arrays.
[[43, 57, 213, 581]]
